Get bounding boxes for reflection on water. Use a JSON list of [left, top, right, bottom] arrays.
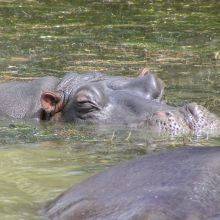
[[0, 0, 219, 219]]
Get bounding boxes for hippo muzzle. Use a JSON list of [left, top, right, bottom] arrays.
[[147, 103, 220, 137]]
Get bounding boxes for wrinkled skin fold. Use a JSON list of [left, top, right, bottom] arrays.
[[0, 71, 219, 137], [43, 146, 220, 220]]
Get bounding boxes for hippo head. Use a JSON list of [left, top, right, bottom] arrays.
[[40, 73, 165, 124], [39, 72, 219, 137], [147, 103, 220, 137]]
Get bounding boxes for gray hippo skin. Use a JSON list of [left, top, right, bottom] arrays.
[[41, 72, 219, 136], [0, 71, 219, 136], [0, 71, 164, 121], [44, 147, 220, 220], [40, 71, 165, 123], [0, 76, 60, 119]]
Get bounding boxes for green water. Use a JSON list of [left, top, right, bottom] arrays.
[[0, 0, 219, 219]]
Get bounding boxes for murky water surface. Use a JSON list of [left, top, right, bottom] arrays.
[[0, 1, 219, 219]]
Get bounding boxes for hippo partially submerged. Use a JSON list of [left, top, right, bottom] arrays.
[[43, 146, 220, 220], [0, 71, 219, 136], [0, 71, 163, 121]]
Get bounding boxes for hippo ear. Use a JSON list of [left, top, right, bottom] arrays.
[[41, 91, 65, 114], [138, 68, 165, 100], [154, 77, 165, 100], [139, 67, 150, 77]]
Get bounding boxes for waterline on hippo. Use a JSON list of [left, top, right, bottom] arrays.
[[0, 70, 218, 138], [40, 72, 219, 138]]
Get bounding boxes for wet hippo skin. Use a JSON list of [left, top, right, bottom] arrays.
[[0, 71, 219, 136], [0, 76, 60, 119], [43, 146, 220, 220], [0, 71, 164, 121], [40, 72, 219, 137]]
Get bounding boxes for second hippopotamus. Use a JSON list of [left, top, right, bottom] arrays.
[[43, 146, 220, 220]]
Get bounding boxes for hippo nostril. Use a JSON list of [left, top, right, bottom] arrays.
[[185, 103, 200, 116], [165, 112, 173, 117]]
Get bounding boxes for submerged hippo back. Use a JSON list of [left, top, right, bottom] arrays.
[[0, 76, 59, 119], [44, 146, 220, 220]]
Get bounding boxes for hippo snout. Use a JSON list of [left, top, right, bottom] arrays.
[[147, 110, 191, 136], [146, 103, 220, 137], [182, 103, 220, 136]]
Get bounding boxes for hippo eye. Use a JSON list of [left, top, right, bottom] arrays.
[[76, 99, 100, 111], [73, 89, 102, 113], [75, 95, 101, 112]]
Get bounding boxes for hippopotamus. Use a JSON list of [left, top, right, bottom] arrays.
[[43, 146, 220, 220], [0, 70, 219, 136], [0, 70, 163, 121]]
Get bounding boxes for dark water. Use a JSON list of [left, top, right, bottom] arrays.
[[0, 1, 219, 219]]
